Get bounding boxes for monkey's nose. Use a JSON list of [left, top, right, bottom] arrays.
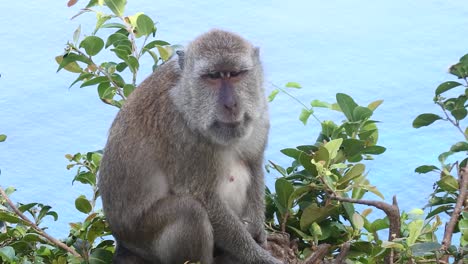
[[224, 102, 238, 112]]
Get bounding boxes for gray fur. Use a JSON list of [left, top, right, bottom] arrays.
[[98, 29, 281, 264]]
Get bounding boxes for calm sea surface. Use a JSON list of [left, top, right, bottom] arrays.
[[0, 1, 467, 237]]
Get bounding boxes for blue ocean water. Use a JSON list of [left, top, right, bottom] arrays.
[[0, 1, 467, 238]]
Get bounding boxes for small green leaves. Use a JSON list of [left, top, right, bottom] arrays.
[[136, 14, 155, 36], [299, 108, 313, 125], [80, 36, 105, 56], [336, 93, 358, 121], [311, 99, 331, 108], [268, 89, 279, 102], [412, 113, 442, 128], [367, 100, 383, 111], [275, 178, 294, 215], [104, 0, 126, 17], [285, 82, 302, 89], [75, 195, 92, 214], [89, 248, 114, 264], [450, 141, 468, 152], [324, 138, 343, 160], [415, 165, 439, 174], [0, 134, 6, 142], [435, 81, 462, 96], [0, 246, 16, 263]]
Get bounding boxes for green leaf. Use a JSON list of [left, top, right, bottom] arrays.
[[367, 100, 383, 111], [411, 242, 442, 257], [89, 248, 114, 264], [438, 151, 454, 163], [268, 89, 279, 102], [275, 178, 294, 211], [93, 13, 112, 35], [74, 171, 97, 186], [0, 246, 15, 262], [435, 81, 462, 96], [126, 56, 139, 74], [298, 153, 318, 175], [412, 113, 442, 128], [80, 76, 109, 88], [0, 212, 23, 223], [18, 203, 38, 213], [364, 185, 384, 199], [338, 163, 365, 187], [310, 100, 331, 108], [300, 204, 337, 230], [451, 141, 468, 152], [55, 55, 83, 73], [0, 134, 6, 142], [427, 205, 452, 219], [75, 195, 92, 214], [123, 84, 136, 97], [324, 138, 343, 160], [415, 165, 439, 174], [69, 72, 94, 88], [104, 0, 126, 17], [285, 82, 301, 89], [342, 139, 365, 158], [73, 25, 81, 44], [101, 22, 126, 29], [136, 14, 155, 36], [437, 175, 459, 192], [362, 145, 386, 155], [144, 40, 171, 51], [336, 93, 358, 121], [79, 36, 105, 56], [105, 33, 128, 48], [156, 45, 172, 61], [299, 108, 313, 125], [353, 106, 373, 121], [313, 146, 330, 166], [287, 185, 313, 209], [451, 108, 467, 120], [407, 219, 424, 246], [352, 212, 364, 230]]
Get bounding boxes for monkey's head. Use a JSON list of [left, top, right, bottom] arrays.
[[171, 29, 266, 146]]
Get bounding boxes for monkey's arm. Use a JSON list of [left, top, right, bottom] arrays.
[[206, 197, 280, 264], [244, 161, 268, 246]]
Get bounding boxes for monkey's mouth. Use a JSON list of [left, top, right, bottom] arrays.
[[213, 114, 251, 130], [213, 120, 241, 129]]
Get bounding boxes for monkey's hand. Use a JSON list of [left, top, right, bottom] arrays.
[[244, 219, 267, 248]]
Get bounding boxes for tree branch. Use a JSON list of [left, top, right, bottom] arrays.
[[0, 186, 81, 257], [441, 165, 468, 262], [329, 194, 401, 241]]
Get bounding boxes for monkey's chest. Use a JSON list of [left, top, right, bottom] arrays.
[[217, 160, 251, 215]]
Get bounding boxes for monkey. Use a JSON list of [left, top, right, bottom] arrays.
[[98, 29, 282, 264]]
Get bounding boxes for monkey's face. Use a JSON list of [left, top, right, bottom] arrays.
[[171, 30, 266, 146], [188, 54, 264, 146]]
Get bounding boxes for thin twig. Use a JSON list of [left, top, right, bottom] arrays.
[[303, 243, 331, 264], [0, 186, 80, 257], [437, 103, 468, 141], [441, 165, 468, 262]]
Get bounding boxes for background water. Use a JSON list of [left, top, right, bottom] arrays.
[[0, 1, 467, 238]]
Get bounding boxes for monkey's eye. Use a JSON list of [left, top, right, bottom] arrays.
[[230, 70, 247, 77], [205, 72, 222, 79]]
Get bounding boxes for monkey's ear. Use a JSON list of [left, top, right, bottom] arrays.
[[176, 50, 185, 70]]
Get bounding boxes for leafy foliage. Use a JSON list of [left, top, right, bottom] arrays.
[[0, 0, 467, 263]]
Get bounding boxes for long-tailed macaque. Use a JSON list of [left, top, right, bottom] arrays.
[[98, 29, 281, 264]]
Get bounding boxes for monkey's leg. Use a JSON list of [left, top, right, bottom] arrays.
[[116, 195, 215, 264], [113, 243, 152, 264]]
